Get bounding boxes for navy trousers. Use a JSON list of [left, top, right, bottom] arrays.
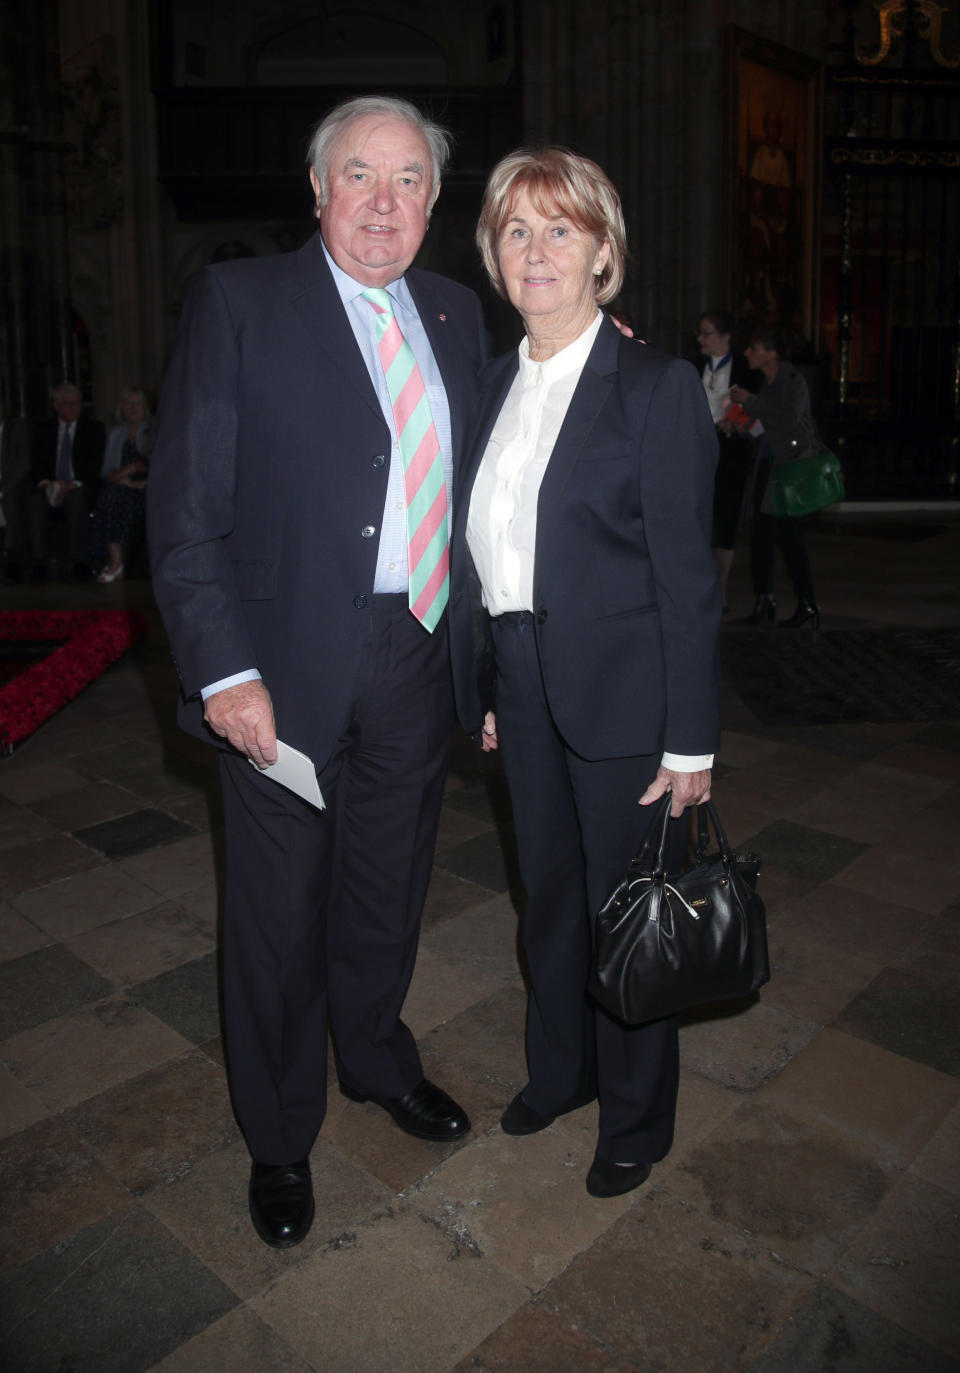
[[492, 612, 684, 1164], [219, 596, 455, 1164]]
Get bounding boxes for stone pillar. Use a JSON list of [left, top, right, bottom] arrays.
[[60, 0, 168, 417], [0, 1, 73, 417]]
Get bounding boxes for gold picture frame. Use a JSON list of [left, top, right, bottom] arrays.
[[725, 27, 824, 349]]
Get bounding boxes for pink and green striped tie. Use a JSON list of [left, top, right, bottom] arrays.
[[363, 287, 449, 632]]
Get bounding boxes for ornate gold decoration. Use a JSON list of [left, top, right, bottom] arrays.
[[857, 0, 960, 68], [829, 145, 960, 168]]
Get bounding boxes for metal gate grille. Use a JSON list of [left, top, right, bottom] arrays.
[[823, 4, 960, 499]]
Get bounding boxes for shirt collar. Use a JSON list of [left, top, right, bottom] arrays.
[[322, 239, 416, 320], [518, 311, 603, 387]]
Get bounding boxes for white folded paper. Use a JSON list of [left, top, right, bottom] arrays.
[[249, 739, 324, 809]]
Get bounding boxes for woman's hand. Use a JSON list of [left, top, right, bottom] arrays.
[[480, 711, 499, 752], [728, 385, 751, 405], [639, 766, 711, 818]]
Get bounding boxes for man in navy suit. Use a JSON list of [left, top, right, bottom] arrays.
[[30, 383, 105, 581], [148, 96, 486, 1247]]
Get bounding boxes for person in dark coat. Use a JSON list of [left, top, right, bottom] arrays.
[[695, 310, 761, 610], [148, 96, 486, 1249], [29, 382, 105, 580], [729, 327, 821, 630], [450, 147, 721, 1200]]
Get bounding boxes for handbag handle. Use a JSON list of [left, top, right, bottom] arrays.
[[694, 799, 734, 864], [631, 791, 675, 878], [633, 794, 736, 877]]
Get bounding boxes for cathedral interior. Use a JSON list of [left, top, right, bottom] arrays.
[[1, 2, 959, 1370]]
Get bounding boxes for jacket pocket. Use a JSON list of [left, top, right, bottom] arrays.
[[595, 602, 658, 625], [230, 559, 279, 600]]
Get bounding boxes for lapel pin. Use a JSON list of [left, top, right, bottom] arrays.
[[438, 313, 447, 322]]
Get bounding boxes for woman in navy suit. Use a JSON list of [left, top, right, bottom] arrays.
[[450, 149, 722, 1197]]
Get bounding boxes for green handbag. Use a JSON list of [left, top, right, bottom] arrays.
[[770, 448, 845, 518]]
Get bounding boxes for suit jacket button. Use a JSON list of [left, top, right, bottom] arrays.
[[536, 608, 548, 624], [372, 454, 386, 468], [361, 525, 376, 538], [353, 594, 368, 609]]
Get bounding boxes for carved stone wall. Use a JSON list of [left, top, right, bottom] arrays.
[[0, 3, 73, 416], [59, 0, 168, 421], [520, 0, 831, 354]]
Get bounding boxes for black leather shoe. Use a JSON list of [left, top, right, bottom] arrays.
[[585, 1153, 652, 1198], [500, 1092, 555, 1135], [744, 593, 776, 625], [248, 1158, 314, 1248], [779, 598, 821, 632], [339, 1076, 470, 1142], [500, 1087, 596, 1136]]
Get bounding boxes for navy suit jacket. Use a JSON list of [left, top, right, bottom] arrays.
[[32, 415, 105, 496], [450, 318, 722, 762], [148, 230, 486, 768]]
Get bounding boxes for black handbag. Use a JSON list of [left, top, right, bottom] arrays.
[[588, 793, 770, 1024]]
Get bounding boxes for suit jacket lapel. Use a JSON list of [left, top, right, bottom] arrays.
[[453, 352, 518, 540], [534, 319, 619, 580], [290, 233, 384, 424]]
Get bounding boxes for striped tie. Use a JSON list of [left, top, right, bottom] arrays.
[[363, 288, 449, 632]]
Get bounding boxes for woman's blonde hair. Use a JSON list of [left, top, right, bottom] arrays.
[[476, 147, 627, 305], [115, 387, 151, 424]]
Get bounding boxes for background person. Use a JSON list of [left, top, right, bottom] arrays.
[[696, 309, 760, 610], [29, 382, 105, 582], [729, 327, 821, 630], [450, 147, 721, 1199], [148, 96, 485, 1249], [0, 397, 32, 583], [92, 386, 154, 583]]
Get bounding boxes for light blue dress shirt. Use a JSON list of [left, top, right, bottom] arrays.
[[202, 241, 452, 700]]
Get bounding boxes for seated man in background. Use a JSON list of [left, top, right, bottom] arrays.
[[29, 382, 105, 581]]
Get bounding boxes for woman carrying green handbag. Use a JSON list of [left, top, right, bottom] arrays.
[[728, 327, 836, 633]]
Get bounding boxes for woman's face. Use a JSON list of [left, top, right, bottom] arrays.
[[122, 395, 145, 425], [496, 188, 609, 333], [697, 320, 731, 359], [745, 340, 776, 371]]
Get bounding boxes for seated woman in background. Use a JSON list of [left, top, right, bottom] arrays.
[[728, 329, 821, 631], [91, 386, 153, 584]]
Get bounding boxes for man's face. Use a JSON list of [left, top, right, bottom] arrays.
[[54, 393, 82, 424], [312, 114, 436, 287]]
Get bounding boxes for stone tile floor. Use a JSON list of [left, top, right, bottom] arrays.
[[1, 517, 959, 1371]]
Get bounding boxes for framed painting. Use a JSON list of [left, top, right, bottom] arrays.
[[725, 28, 823, 349]]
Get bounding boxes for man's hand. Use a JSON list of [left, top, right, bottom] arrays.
[[639, 766, 711, 818], [480, 710, 499, 752], [728, 385, 751, 405], [204, 679, 278, 768]]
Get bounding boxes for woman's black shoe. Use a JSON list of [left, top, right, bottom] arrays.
[[744, 594, 776, 625], [780, 599, 821, 632], [585, 1153, 653, 1198]]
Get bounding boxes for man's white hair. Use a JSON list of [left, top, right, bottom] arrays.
[[306, 95, 451, 209]]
